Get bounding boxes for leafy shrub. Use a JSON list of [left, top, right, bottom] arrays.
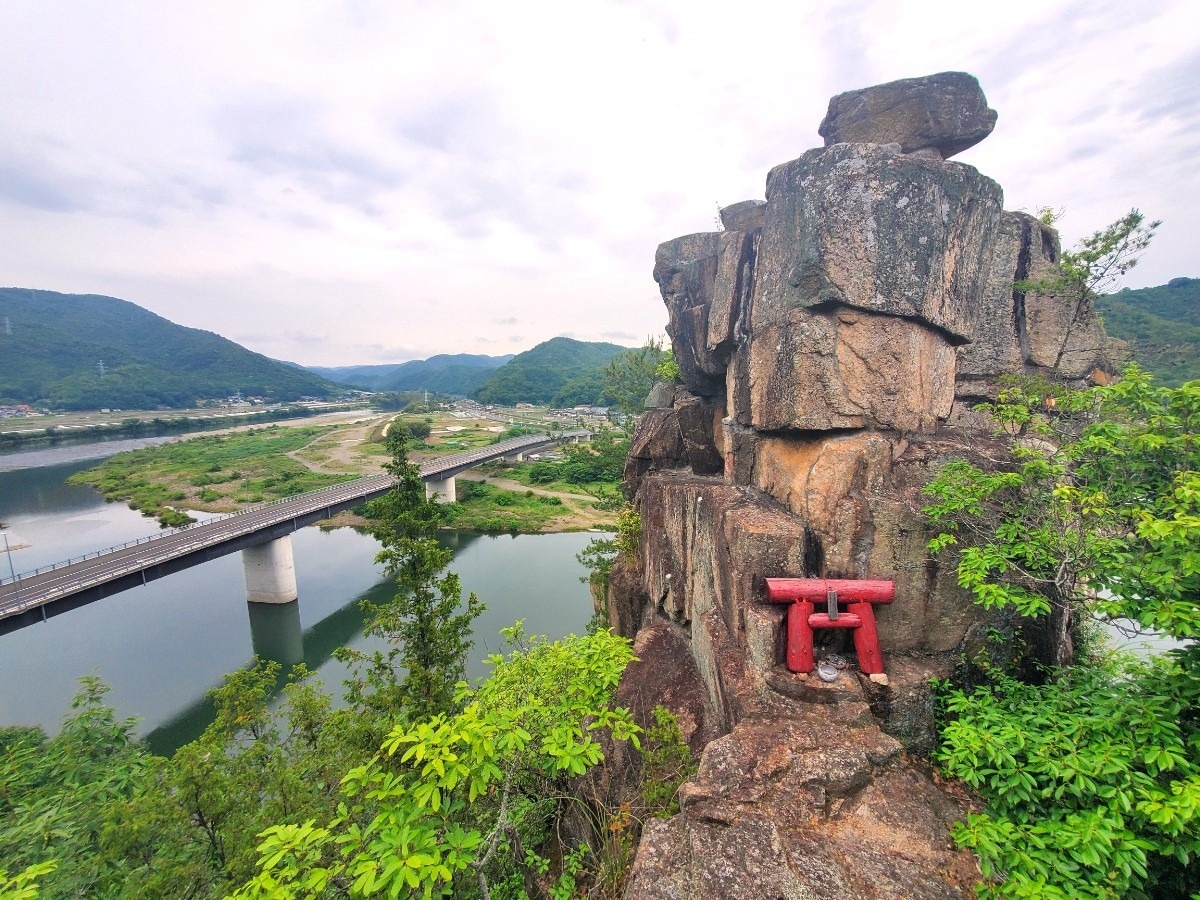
[[936, 659, 1199, 898]]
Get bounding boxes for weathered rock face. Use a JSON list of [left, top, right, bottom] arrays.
[[654, 229, 755, 396], [818, 71, 997, 160], [739, 306, 957, 432], [753, 143, 1003, 340], [625, 707, 980, 899], [613, 73, 1112, 897]]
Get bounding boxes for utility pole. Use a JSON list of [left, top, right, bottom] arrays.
[[1, 531, 16, 582], [97, 360, 106, 377], [3, 317, 10, 335]]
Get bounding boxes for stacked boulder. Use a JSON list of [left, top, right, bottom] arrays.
[[616, 73, 1118, 897]]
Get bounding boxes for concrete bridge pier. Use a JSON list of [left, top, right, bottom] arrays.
[[243, 535, 299, 604], [425, 475, 456, 503]]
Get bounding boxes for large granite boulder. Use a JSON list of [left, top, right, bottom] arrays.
[[818, 71, 997, 160], [654, 230, 756, 397], [718, 199, 766, 232], [724, 141, 1009, 434], [752, 142, 1003, 340], [614, 72, 1113, 897], [952, 210, 1119, 414], [735, 306, 957, 433], [625, 709, 979, 899], [623, 394, 724, 497]]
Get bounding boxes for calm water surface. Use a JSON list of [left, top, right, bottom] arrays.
[[0, 460, 601, 753]]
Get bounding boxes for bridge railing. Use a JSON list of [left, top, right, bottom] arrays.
[[0, 431, 585, 588]]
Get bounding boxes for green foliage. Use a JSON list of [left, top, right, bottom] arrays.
[[473, 337, 626, 406], [67, 426, 356, 525], [615, 506, 641, 559], [3, 633, 649, 900], [926, 363, 1199, 897], [382, 416, 434, 441], [522, 430, 629, 488], [443, 481, 566, 534], [311, 355, 511, 394], [348, 431, 485, 721], [1059, 210, 1160, 298], [550, 370, 610, 409], [577, 536, 618, 585], [936, 659, 1199, 897], [0, 288, 337, 409], [654, 350, 680, 385], [1097, 276, 1200, 387], [925, 369, 1199, 656], [0, 861, 56, 899], [640, 707, 697, 819], [601, 339, 670, 414], [1018, 209, 1159, 302], [0, 678, 153, 899], [229, 627, 640, 899]]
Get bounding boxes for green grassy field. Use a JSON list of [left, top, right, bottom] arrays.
[[441, 480, 571, 533], [64, 412, 619, 533], [68, 425, 357, 526]]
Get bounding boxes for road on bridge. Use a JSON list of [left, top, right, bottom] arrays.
[[0, 431, 580, 633]]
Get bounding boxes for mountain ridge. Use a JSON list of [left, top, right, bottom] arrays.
[[472, 336, 626, 406], [0, 288, 338, 410], [1097, 276, 1200, 386]]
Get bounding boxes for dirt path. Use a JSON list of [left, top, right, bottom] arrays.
[[285, 417, 390, 475]]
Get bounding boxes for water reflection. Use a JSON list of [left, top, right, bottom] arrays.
[[247, 601, 305, 668], [141, 528, 599, 755], [1, 458, 603, 758]]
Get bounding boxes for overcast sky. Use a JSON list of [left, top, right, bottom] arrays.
[[1, 1, 1195, 367]]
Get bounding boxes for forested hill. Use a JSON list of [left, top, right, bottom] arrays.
[[308, 353, 514, 394], [0, 288, 338, 410], [1097, 276, 1200, 385], [472, 337, 627, 406]]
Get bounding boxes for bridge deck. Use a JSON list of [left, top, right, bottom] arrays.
[[0, 432, 578, 634]]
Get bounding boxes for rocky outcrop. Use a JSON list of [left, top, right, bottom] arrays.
[[817, 71, 997, 160], [613, 73, 1115, 898], [626, 703, 980, 899], [654, 229, 755, 395]]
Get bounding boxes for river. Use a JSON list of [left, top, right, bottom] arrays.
[[0, 456, 601, 754]]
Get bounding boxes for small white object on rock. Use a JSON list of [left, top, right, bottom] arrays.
[[817, 662, 839, 682], [869, 673, 889, 686]]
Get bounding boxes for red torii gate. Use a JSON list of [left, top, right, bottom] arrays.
[[763, 578, 894, 676]]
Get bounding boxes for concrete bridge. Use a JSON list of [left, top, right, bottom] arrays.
[[0, 431, 585, 635]]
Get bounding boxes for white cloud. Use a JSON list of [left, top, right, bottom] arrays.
[[0, 0, 1194, 365]]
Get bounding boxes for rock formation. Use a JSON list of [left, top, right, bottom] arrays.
[[612, 73, 1119, 897]]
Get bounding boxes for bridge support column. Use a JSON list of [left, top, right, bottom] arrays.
[[243, 536, 299, 604], [425, 475, 456, 503]]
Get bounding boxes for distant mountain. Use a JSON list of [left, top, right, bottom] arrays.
[[304, 363, 408, 388], [307, 354, 513, 394], [0, 288, 339, 410], [1097, 277, 1200, 386], [472, 337, 627, 406]]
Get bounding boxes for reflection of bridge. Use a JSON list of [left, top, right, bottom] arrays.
[[0, 432, 582, 635]]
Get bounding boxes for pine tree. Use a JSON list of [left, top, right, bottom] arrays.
[[344, 431, 484, 721]]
